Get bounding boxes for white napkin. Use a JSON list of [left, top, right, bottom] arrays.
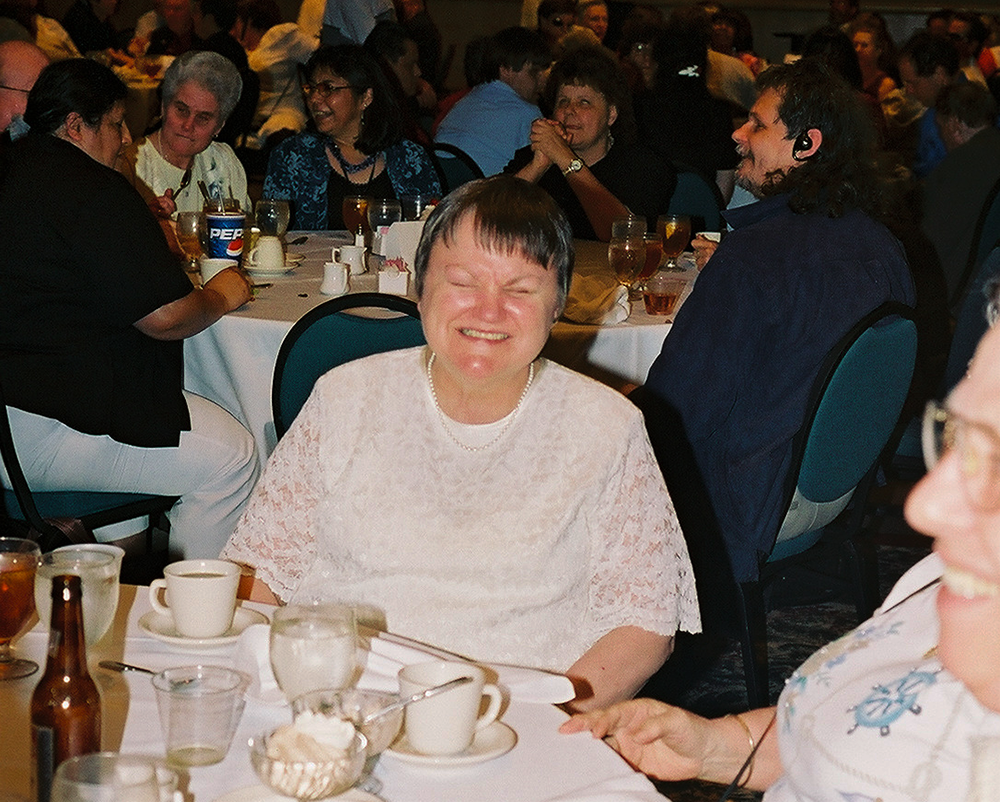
[[380, 221, 425, 273], [562, 275, 630, 325], [359, 630, 575, 705], [234, 623, 285, 705]]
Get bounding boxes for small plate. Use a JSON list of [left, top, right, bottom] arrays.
[[138, 606, 269, 648], [383, 721, 516, 767], [214, 787, 380, 802], [285, 252, 305, 265]]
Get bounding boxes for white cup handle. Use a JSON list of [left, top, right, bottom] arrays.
[[149, 578, 170, 616], [331, 247, 341, 262], [474, 683, 502, 731]]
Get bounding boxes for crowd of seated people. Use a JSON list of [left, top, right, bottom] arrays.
[[9, 0, 1000, 766]]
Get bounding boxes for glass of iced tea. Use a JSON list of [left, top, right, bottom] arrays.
[[657, 214, 691, 271], [643, 270, 687, 317], [608, 217, 646, 289], [175, 211, 204, 274], [0, 537, 41, 680], [342, 196, 371, 241], [638, 233, 664, 284]]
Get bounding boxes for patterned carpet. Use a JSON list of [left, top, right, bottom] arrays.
[[632, 538, 932, 802]]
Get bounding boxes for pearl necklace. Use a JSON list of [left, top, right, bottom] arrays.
[[426, 353, 535, 452]]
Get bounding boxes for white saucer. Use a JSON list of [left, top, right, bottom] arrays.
[[214, 786, 380, 802], [138, 606, 269, 648], [285, 252, 305, 264], [383, 721, 516, 767], [247, 262, 296, 276]]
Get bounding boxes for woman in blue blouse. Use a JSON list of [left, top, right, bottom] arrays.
[[263, 44, 440, 230]]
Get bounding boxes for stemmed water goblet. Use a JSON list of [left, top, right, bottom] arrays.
[[0, 537, 41, 680], [657, 214, 692, 272], [255, 199, 291, 239]]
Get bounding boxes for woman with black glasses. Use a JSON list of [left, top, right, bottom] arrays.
[[262, 43, 439, 230]]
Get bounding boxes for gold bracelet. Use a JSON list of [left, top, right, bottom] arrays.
[[730, 713, 755, 787]]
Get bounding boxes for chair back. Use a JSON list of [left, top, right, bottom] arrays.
[[773, 303, 918, 557], [941, 242, 1000, 395], [950, 174, 1000, 311], [666, 165, 723, 234], [430, 143, 485, 193], [271, 292, 425, 439]]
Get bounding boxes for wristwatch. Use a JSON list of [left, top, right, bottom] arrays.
[[562, 158, 583, 176]]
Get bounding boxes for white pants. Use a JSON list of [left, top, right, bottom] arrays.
[[2, 392, 259, 559]]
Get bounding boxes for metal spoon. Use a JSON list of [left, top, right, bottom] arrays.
[[99, 659, 155, 675], [361, 676, 474, 725]]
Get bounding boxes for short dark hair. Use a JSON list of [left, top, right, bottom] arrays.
[[899, 30, 960, 77], [363, 20, 414, 65], [485, 26, 549, 79], [936, 81, 998, 128], [24, 58, 126, 135], [950, 11, 988, 50], [235, 0, 280, 33], [198, 0, 238, 32], [303, 44, 401, 153], [802, 25, 863, 91], [414, 175, 574, 307], [543, 45, 635, 143], [756, 58, 885, 218]]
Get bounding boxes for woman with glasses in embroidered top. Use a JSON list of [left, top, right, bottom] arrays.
[[262, 43, 440, 230], [222, 176, 701, 712], [563, 288, 1000, 799]]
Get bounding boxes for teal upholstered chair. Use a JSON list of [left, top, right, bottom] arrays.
[[667, 165, 724, 234], [0, 380, 178, 556], [737, 302, 918, 706], [430, 143, 485, 194], [271, 292, 425, 439]]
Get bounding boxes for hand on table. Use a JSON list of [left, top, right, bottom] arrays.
[[204, 267, 252, 311], [559, 698, 717, 782], [692, 235, 719, 271]]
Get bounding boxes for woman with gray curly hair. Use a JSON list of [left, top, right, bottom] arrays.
[[119, 49, 250, 218]]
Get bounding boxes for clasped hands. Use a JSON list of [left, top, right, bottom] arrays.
[[528, 118, 578, 174]]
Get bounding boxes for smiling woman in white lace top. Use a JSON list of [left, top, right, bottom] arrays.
[[222, 175, 700, 711]]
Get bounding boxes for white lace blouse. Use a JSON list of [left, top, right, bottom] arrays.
[[222, 348, 701, 671]]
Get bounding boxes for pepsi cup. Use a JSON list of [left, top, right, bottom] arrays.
[[205, 212, 245, 264]]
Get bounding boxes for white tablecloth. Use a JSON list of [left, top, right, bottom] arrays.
[[184, 233, 693, 470], [0, 588, 667, 801]]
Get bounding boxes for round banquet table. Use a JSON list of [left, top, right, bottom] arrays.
[[0, 587, 669, 801], [183, 233, 697, 471]]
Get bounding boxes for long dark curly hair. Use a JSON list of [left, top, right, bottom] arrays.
[[756, 58, 889, 219]]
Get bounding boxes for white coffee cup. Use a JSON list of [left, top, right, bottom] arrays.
[[247, 235, 285, 271], [321, 261, 349, 296], [398, 661, 502, 756], [199, 257, 237, 285], [148, 559, 240, 638], [332, 244, 366, 275]]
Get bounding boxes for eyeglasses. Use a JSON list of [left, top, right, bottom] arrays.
[[0, 83, 29, 94], [301, 81, 355, 99], [922, 400, 1000, 510]]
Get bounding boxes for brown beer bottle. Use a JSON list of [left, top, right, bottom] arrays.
[[30, 574, 101, 802]]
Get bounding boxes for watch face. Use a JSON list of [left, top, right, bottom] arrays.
[[566, 158, 582, 173]]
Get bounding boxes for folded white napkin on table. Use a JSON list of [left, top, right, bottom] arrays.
[[562, 273, 630, 325], [233, 624, 575, 706], [380, 221, 425, 273]]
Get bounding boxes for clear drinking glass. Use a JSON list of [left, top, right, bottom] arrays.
[[175, 211, 203, 274], [255, 199, 291, 238], [342, 196, 371, 240], [35, 547, 122, 647], [51, 753, 161, 802], [658, 214, 692, 271], [608, 217, 646, 290], [270, 602, 358, 701], [0, 537, 40, 680]]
